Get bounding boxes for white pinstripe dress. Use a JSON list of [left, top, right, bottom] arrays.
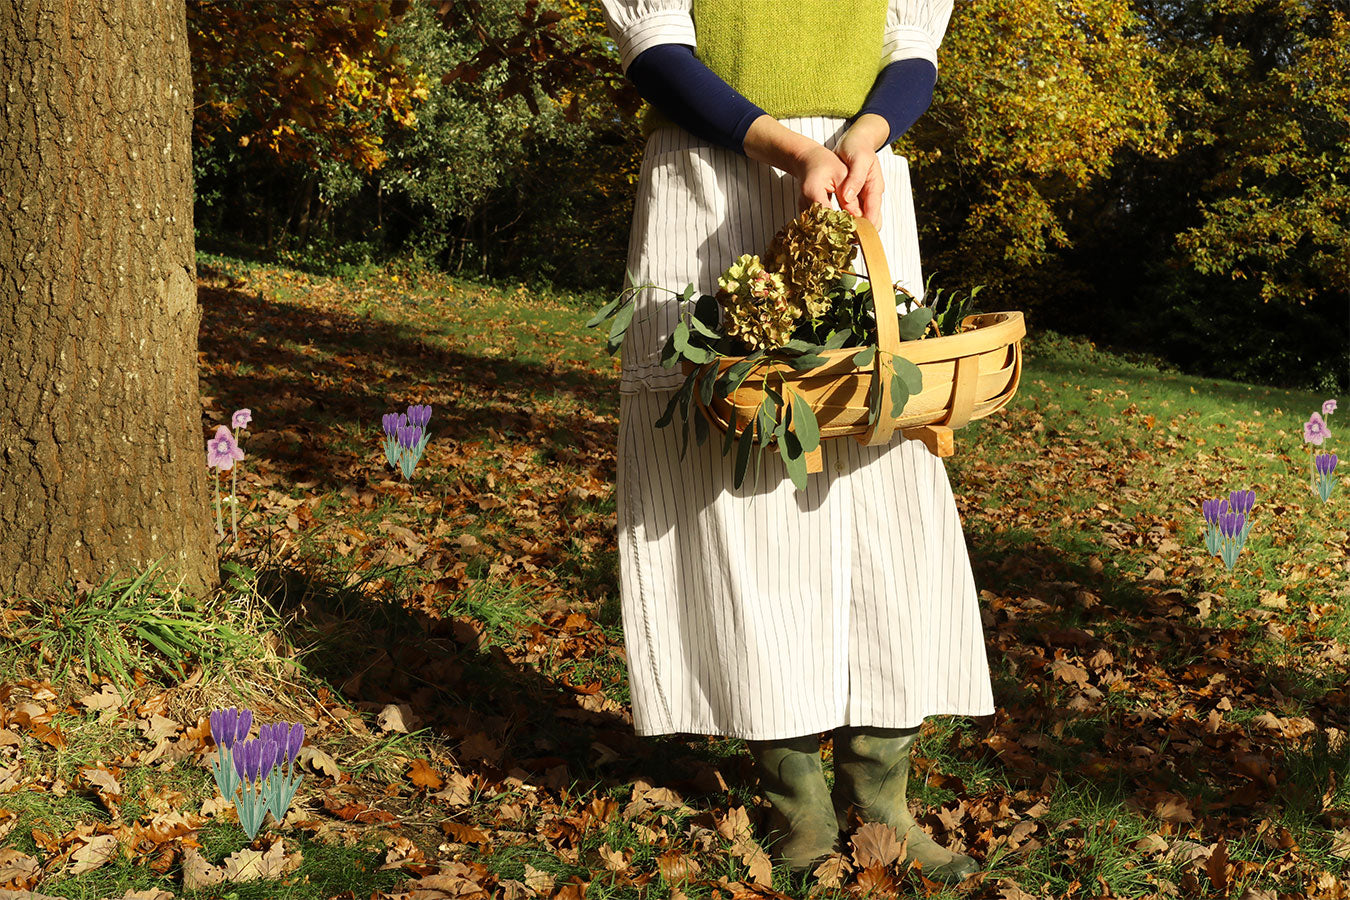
[[600, 0, 996, 740]]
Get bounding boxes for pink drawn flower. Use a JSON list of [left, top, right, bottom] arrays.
[[207, 426, 245, 471]]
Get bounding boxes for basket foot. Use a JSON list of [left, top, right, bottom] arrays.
[[902, 425, 954, 457]]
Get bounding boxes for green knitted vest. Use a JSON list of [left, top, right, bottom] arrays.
[[642, 0, 888, 137]]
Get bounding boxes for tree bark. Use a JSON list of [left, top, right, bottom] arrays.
[[1, 0, 217, 599]]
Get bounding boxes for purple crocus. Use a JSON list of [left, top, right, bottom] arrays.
[[1201, 498, 1228, 525], [232, 408, 253, 430], [258, 739, 279, 781], [1316, 452, 1339, 477], [1325, 399, 1338, 417], [206, 426, 245, 471], [407, 404, 433, 429], [211, 707, 249, 750], [1219, 510, 1246, 540], [1305, 412, 1332, 445], [283, 723, 305, 766], [1227, 489, 1255, 518], [397, 423, 424, 452], [382, 412, 405, 438], [232, 739, 251, 782], [234, 708, 253, 746]]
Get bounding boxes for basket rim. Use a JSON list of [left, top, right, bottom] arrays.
[[682, 310, 1026, 374]]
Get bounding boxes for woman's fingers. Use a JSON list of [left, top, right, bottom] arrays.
[[858, 161, 884, 229]]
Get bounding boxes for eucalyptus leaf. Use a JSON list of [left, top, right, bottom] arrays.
[[787, 353, 828, 371], [734, 417, 756, 488], [852, 345, 876, 367], [585, 294, 623, 328], [780, 428, 808, 492], [694, 407, 710, 446], [897, 307, 933, 342], [655, 382, 684, 428], [838, 272, 858, 291], [672, 318, 691, 352], [822, 328, 853, 350], [680, 282, 697, 303], [699, 364, 718, 408], [896, 356, 924, 394], [789, 390, 821, 452], [717, 358, 756, 400], [889, 371, 911, 418]]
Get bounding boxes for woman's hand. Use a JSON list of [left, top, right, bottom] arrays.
[[743, 115, 851, 213], [833, 113, 891, 229]]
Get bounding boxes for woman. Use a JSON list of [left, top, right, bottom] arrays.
[[596, 0, 995, 883]]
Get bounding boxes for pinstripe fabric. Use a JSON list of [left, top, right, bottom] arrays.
[[603, 0, 993, 740]]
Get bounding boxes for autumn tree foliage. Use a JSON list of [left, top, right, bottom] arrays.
[[187, 0, 430, 174], [900, 0, 1172, 296]]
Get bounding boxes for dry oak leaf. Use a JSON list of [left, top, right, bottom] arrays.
[[429, 771, 474, 805], [408, 758, 444, 791], [0, 849, 39, 885], [995, 878, 1040, 900], [201, 795, 234, 817], [81, 766, 123, 803], [181, 847, 226, 890], [739, 841, 773, 887], [811, 852, 852, 889], [378, 703, 417, 734], [523, 862, 555, 893], [78, 683, 126, 720], [118, 891, 175, 900], [655, 848, 701, 885], [296, 745, 342, 780], [717, 806, 755, 846], [68, 833, 120, 875], [597, 842, 629, 872], [138, 714, 181, 743], [1153, 795, 1196, 825], [850, 821, 909, 869], [222, 838, 303, 882]]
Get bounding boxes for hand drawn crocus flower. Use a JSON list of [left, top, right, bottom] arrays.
[[1304, 412, 1331, 445], [1227, 489, 1255, 543], [207, 425, 246, 543], [1324, 399, 1338, 417], [407, 404, 432, 430], [1217, 509, 1246, 570], [382, 413, 407, 471], [1201, 497, 1229, 557], [397, 423, 425, 480], [1314, 452, 1339, 502]]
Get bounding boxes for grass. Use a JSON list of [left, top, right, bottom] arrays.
[[2, 249, 1346, 898]]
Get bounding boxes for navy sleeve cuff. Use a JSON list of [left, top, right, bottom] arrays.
[[851, 58, 938, 146], [625, 43, 767, 156]]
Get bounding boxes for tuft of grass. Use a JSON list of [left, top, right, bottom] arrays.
[[8, 557, 257, 691]]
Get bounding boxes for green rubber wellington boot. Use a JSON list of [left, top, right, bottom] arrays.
[[830, 725, 980, 884], [745, 734, 844, 874]]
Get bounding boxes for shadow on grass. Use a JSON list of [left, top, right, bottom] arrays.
[[245, 554, 750, 813], [197, 277, 619, 493], [962, 524, 1350, 832]]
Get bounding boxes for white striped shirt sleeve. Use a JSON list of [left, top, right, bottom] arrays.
[[597, 0, 697, 74], [882, 0, 955, 71]]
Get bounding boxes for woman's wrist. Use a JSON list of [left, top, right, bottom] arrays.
[[845, 113, 893, 153], [742, 114, 826, 178]]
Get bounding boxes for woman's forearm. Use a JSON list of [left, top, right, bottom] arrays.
[[742, 115, 826, 177]]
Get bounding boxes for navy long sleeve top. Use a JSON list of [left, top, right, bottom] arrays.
[[625, 43, 938, 156]]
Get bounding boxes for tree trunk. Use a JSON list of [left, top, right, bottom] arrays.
[[0, 0, 217, 600]]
